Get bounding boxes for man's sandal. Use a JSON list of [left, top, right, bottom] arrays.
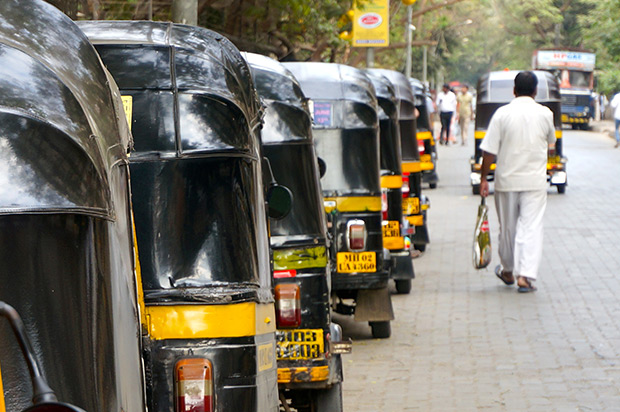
[[494, 265, 515, 285], [517, 276, 537, 293]]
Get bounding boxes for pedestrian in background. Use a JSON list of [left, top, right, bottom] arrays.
[[609, 91, 620, 148], [436, 83, 457, 145], [479, 71, 556, 293], [456, 85, 474, 145]]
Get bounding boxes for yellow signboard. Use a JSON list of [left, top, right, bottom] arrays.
[[353, 0, 390, 47]]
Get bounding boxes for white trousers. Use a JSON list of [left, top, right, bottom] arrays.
[[494, 190, 547, 280]]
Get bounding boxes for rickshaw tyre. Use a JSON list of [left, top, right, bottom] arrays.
[[414, 243, 426, 252], [557, 184, 566, 194], [429, 182, 437, 189], [313, 382, 343, 412], [472, 184, 480, 195], [395, 279, 412, 294], [370, 321, 391, 339]]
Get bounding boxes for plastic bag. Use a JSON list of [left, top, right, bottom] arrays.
[[473, 198, 492, 269]]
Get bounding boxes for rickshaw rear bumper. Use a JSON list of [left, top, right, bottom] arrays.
[[331, 270, 389, 290]]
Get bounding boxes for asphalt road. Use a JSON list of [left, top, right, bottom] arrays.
[[338, 126, 620, 411]]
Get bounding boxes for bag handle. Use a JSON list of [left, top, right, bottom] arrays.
[[480, 197, 486, 206]]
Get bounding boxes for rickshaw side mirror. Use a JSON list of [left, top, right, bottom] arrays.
[[317, 157, 327, 178], [267, 184, 293, 220]]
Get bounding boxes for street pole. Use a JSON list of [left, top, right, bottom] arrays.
[[172, 0, 197, 25], [405, 5, 412, 78], [367, 48, 375, 68], [422, 45, 428, 85]]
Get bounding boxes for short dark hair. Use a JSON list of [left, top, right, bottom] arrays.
[[443, 83, 450, 89], [514, 71, 538, 96]]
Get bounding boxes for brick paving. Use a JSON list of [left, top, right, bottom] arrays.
[[338, 123, 620, 411]]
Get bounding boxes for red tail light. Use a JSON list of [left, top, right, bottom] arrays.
[[402, 176, 410, 197], [347, 220, 367, 251], [175, 359, 213, 412], [418, 140, 425, 154], [275, 284, 301, 328], [381, 191, 388, 220]]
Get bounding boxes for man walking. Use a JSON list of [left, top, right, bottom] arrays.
[[609, 91, 620, 148], [479, 71, 556, 293], [436, 83, 457, 145], [456, 85, 474, 145]]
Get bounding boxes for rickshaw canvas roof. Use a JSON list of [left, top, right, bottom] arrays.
[[0, 0, 132, 218], [283, 62, 377, 107], [478, 70, 560, 103], [243, 52, 307, 109], [368, 69, 415, 105], [78, 20, 262, 134]]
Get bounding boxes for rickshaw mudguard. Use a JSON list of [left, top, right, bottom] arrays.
[[145, 333, 278, 412], [391, 251, 415, 280], [353, 287, 395, 322]]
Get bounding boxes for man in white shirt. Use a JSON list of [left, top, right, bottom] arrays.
[[479, 71, 556, 293], [436, 83, 457, 145], [609, 91, 620, 147]]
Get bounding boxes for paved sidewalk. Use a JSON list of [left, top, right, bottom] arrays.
[[339, 127, 620, 411]]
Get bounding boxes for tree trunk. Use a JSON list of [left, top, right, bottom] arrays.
[[46, 0, 78, 19], [172, 0, 197, 25]]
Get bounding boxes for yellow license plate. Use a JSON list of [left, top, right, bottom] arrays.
[[276, 329, 324, 360], [561, 114, 568, 122], [402, 197, 420, 215], [337, 251, 376, 273], [382, 221, 400, 238]]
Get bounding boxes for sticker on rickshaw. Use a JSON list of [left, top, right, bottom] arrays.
[[382, 221, 400, 238], [337, 251, 376, 273], [121, 95, 133, 130], [402, 197, 420, 215], [276, 329, 324, 360], [258, 343, 275, 371]]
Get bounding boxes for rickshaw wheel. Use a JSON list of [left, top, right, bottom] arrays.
[[395, 279, 412, 294], [472, 184, 480, 195], [370, 321, 391, 338], [557, 184, 566, 194], [414, 243, 426, 252], [429, 182, 437, 189]]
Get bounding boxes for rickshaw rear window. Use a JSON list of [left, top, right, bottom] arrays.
[[313, 128, 380, 195], [131, 157, 262, 290], [95, 45, 172, 89], [489, 80, 515, 101], [123, 90, 176, 153], [253, 70, 305, 103]]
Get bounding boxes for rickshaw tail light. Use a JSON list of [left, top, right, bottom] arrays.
[[347, 220, 367, 251], [175, 359, 213, 412], [402, 176, 410, 196], [275, 284, 301, 327]]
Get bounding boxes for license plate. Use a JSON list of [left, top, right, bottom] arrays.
[[561, 114, 568, 122], [402, 197, 420, 215], [382, 221, 400, 238], [337, 252, 376, 273], [276, 329, 324, 360]]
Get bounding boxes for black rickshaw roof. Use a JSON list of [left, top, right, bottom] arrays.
[[283, 62, 377, 107], [77, 20, 262, 141], [368, 69, 415, 105], [365, 71, 397, 106], [477, 70, 561, 103], [0, 0, 131, 219], [243, 52, 306, 108]]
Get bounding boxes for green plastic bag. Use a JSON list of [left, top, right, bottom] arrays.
[[473, 198, 492, 269]]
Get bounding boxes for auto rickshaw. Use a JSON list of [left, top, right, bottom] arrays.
[[409, 77, 439, 189], [470, 70, 567, 194], [284, 62, 394, 339], [0, 2, 146, 411], [244, 52, 351, 412], [371, 70, 430, 252], [79, 21, 279, 412], [365, 71, 415, 294]]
